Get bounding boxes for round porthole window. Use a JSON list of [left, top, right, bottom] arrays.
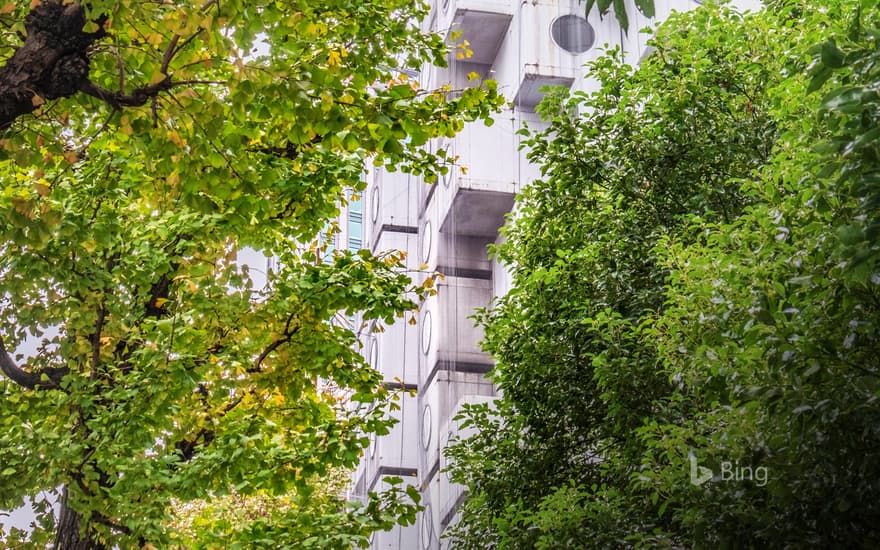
[[551, 15, 595, 54], [370, 186, 380, 223], [439, 139, 453, 187], [422, 404, 432, 450], [420, 504, 434, 550], [369, 336, 378, 368], [421, 220, 432, 263], [421, 310, 432, 355]]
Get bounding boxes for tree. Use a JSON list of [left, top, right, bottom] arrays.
[[585, 0, 656, 34], [447, 0, 880, 548], [0, 0, 501, 547]]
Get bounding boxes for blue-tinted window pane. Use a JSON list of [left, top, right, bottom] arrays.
[[349, 220, 362, 240]]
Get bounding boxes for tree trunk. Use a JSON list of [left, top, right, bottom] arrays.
[[0, 1, 105, 130], [54, 485, 106, 550]]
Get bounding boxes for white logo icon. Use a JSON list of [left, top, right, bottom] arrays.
[[689, 453, 713, 486]]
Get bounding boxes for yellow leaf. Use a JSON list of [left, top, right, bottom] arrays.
[[81, 239, 97, 253], [31, 94, 44, 107], [0, 3, 15, 15], [146, 33, 164, 47], [120, 121, 133, 136], [467, 71, 480, 81], [167, 131, 185, 147], [320, 90, 334, 111], [34, 181, 51, 197], [11, 197, 33, 217], [149, 71, 166, 85], [154, 297, 169, 308]]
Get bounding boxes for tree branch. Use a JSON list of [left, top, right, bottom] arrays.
[[249, 313, 300, 373], [0, 333, 67, 389], [78, 77, 175, 110], [0, 1, 107, 130]]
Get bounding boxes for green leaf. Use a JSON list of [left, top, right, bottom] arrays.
[[613, 0, 629, 32], [821, 40, 846, 69], [635, 0, 655, 19], [807, 66, 833, 94]]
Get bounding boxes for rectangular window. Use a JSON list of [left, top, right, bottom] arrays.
[[348, 199, 363, 250]]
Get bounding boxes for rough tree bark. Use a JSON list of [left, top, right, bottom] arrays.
[[0, 343, 102, 548], [54, 486, 107, 550], [0, 0, 105, 130]]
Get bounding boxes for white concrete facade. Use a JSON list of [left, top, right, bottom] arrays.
[[351, 1, 759, 548]]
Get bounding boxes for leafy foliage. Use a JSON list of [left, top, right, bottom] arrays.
[[585, 0, 655, 32], [447, 1, 880, 548], [0, 0, 501, 547]]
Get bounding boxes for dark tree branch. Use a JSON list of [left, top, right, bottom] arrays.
[[0, 333, 67, 389], [0, 1, 107, 130], [0, 1, 224, 129], [79, 77, 174, 110], [254, 136, 322, 161], [249, 328, 298, 374]]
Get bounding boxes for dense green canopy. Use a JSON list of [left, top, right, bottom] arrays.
[[447, 0, 880, 547], [0, 0, 500, 547]]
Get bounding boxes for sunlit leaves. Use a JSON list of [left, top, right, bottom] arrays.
[[0, 0, 496, 546]]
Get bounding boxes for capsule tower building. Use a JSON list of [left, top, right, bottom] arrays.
[[350, 1, 748, 548]]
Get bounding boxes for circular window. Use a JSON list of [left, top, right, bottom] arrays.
[[551, 15, 595, 54], [371, 186, 380, 223], [420, 504, 434, 550], [421, 220, 433, 263], [422, 404, 433, 450], [369, 336, 378, 368], [439, 139, 453, 187], [421, 310, 432, 355]]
